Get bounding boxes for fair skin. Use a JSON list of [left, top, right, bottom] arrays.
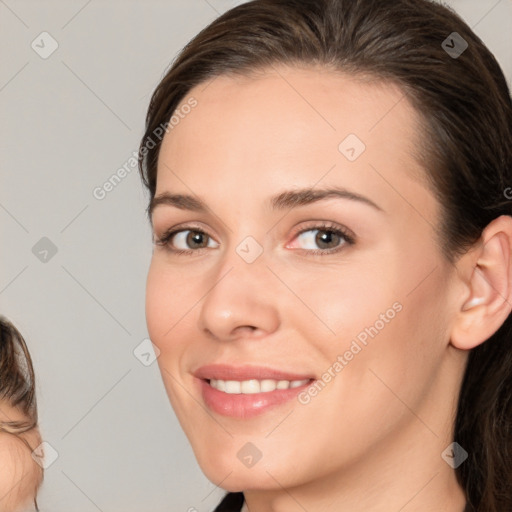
[[145, 65, 512, 511], [0, 402, 42, 511]]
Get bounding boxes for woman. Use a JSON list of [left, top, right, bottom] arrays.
[[0, 317, 44, 511], [138, 0, 512, 510]]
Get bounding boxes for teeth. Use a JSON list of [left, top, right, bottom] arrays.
[[209, 378, 310, 394], [241, 379, 260, 394], [261, 379, 277, 392], [225, 380, 241, 393]]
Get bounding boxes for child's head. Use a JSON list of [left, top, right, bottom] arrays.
[[0, 316, 44, 511]]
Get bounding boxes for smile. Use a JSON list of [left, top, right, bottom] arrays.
[[196, 378, 314, 418], [208, 378, 310, 394]]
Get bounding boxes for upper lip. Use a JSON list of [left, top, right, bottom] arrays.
[[193, 364, 315, 382]]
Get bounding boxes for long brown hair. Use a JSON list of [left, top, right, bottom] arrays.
[[138, 1, 512, 509], [0, 316, 44, 510]]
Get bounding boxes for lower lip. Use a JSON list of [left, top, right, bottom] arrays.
[[198, 378, 314, 418]]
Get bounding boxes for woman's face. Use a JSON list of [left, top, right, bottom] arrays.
[[146, 65, 467, 491]]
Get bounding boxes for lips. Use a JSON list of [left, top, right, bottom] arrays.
[[193, 364, 316, 418], [193, 364, 314, 382]]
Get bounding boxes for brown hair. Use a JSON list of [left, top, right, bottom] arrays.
[[138, 0, 512, 509], [0, 316, 44, 510]]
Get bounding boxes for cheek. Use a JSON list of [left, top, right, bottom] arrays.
[[304, 247, 449, 409], [146, 260, 193, 416], [286, 259, 400, 357], [347, 268, 452, 415], [145, 261, 166, 342], [145, 258, 187, 352], [145, 257, 201, 388], [146, 254, 197, 341]]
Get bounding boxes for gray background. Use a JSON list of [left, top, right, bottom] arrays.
[[1, 1, 511, 510]]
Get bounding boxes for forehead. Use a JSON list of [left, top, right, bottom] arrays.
[[156, 65, 434, 219]]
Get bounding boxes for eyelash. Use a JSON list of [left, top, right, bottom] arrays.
[[153, 221, 356, 257]]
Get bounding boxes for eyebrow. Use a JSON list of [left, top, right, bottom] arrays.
[[148, 186, 383, 220]]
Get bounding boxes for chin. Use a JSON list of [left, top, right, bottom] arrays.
[[202, 466, 277, 492], [195, 445, 297, 492]]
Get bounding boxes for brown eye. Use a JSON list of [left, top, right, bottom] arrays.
[[156, 227, 219, 254], [294, 226, 352, 253], [182, 231, 209, 249], [315, 230, 342, 250]]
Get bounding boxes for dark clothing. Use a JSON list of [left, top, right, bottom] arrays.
[[213, 492, 476, 511], [213, 492, 244, 511]]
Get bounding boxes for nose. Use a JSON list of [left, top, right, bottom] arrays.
[[197, 250, 280, 342]]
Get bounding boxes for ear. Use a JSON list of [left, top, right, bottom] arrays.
[[450, 215, 512, 350]]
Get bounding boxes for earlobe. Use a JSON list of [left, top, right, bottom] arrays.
[[450, 215, 512, 351]]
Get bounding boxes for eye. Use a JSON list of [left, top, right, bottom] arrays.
[[154, 226, 218, 254], [154, 221, 355, 256], [288, 222, 355, 255]]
